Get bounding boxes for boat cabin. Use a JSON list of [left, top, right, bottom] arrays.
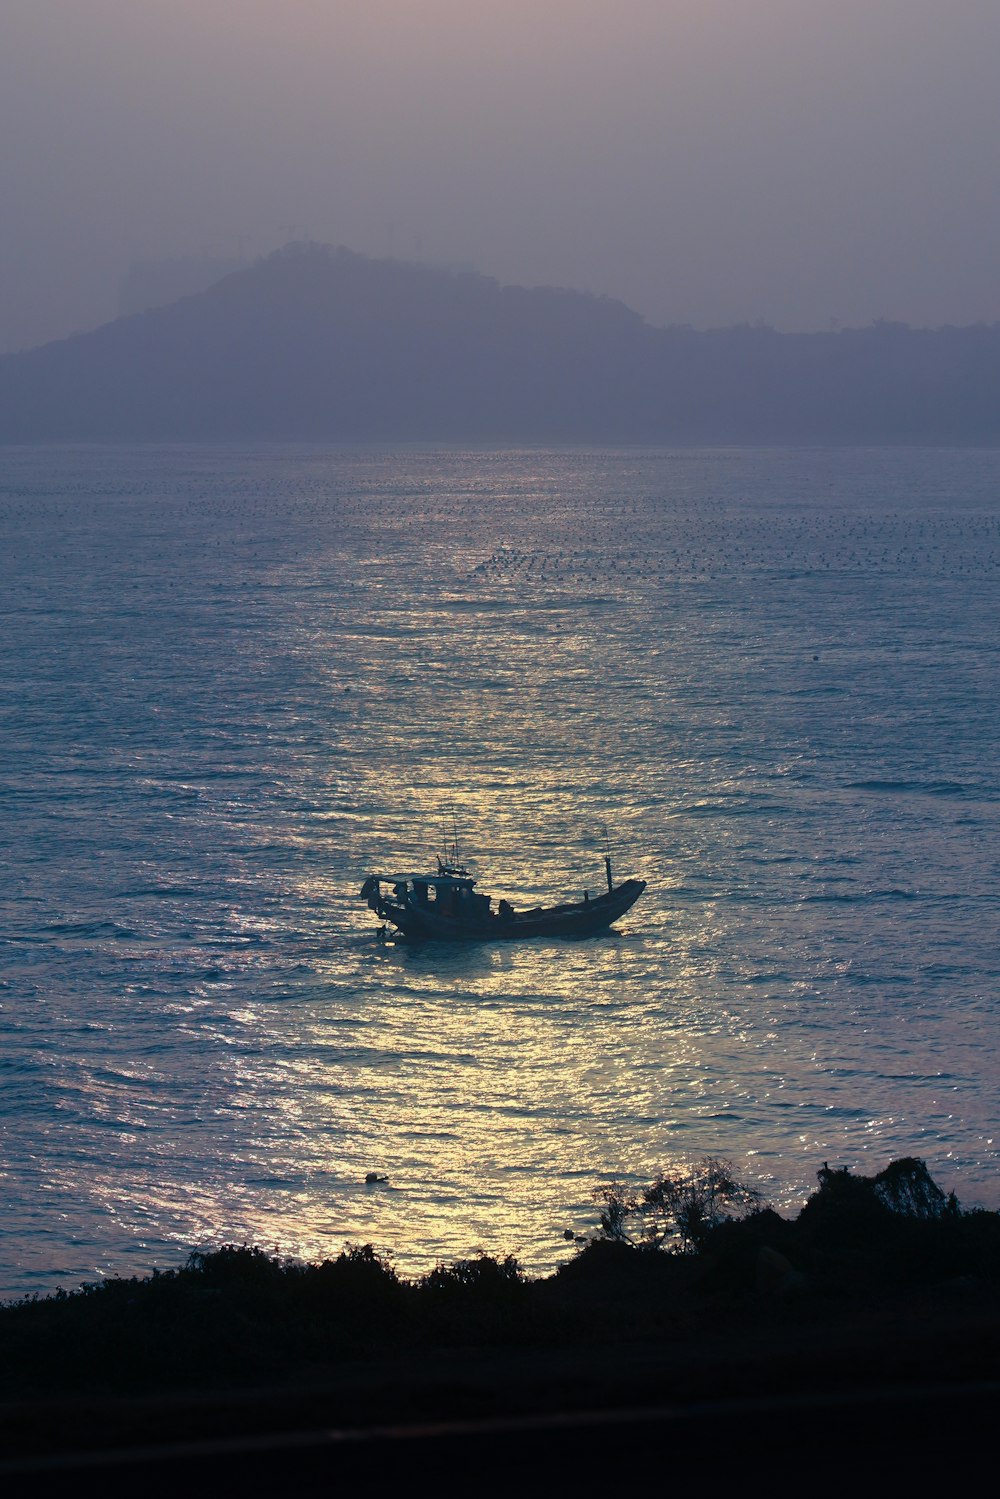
[[360, 869, 494, 921]]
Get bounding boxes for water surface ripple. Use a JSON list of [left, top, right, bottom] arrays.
[[1, 445, 999, 1297]]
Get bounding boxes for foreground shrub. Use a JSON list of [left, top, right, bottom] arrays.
[[421, 1254, 524, 1294], [416, 1255, 529, 1343], [595, 1157, 766, 1253]]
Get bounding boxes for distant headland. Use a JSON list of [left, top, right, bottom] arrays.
[[2, 242, 999, 444]]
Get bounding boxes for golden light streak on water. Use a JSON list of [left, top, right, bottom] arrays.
[[3, 446, 1000, 1296]]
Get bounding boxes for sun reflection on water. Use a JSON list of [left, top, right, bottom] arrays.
[[4, 446, 1000, 1294]]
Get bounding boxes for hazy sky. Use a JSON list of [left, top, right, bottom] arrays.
[[2, 0, 1000, 351]]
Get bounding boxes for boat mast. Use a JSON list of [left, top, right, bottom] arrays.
[[437, 806, 470, 878], [602, 822, 613, 892]]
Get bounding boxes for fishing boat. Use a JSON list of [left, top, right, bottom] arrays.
[[359, 851, 646, 942]]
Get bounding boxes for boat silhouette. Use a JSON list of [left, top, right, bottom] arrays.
[[359, 852, 645, 942]]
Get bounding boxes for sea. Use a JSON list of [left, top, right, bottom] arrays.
[[2, 444, 999, 1300]]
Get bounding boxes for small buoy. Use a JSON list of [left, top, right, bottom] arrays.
[[562, 1229, 575, 1241]]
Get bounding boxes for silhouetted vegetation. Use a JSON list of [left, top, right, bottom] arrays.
[[2, 243, 1000, 441], [3, 1157, 999, 1403], [595, 1156, 765, 1251]]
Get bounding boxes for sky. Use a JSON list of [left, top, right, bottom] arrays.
[[2, 0, 1000, 352]]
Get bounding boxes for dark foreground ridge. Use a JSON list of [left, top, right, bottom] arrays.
[[2, 242, 1000, 442], [3, 1157, 1000, 1487]]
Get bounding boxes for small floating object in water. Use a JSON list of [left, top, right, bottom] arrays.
[[365, 1172, 388, 1184]]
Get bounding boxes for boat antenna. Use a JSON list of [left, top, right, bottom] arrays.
[[438, 805, 467, 876], [601, 821, 613, 893]]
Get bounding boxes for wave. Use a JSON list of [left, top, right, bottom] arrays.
[[38, 920, 137, 938], [802, 888, 919, 903], [847, 778, 971, 797], [685, 800, 791, 818]]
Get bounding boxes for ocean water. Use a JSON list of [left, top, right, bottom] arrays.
[[1, 444, 999, 1299]]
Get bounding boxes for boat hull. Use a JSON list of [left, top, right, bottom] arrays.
[[372, 879, 646, 942]]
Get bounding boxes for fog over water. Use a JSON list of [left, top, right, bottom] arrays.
[[3, 1, 1000, 350], [2, 446, 999, 1298]]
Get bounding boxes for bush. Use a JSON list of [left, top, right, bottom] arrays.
[[595, 1158, 766, 1253]]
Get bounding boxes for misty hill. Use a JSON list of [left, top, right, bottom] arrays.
[[2, 243, 1000, 443]]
